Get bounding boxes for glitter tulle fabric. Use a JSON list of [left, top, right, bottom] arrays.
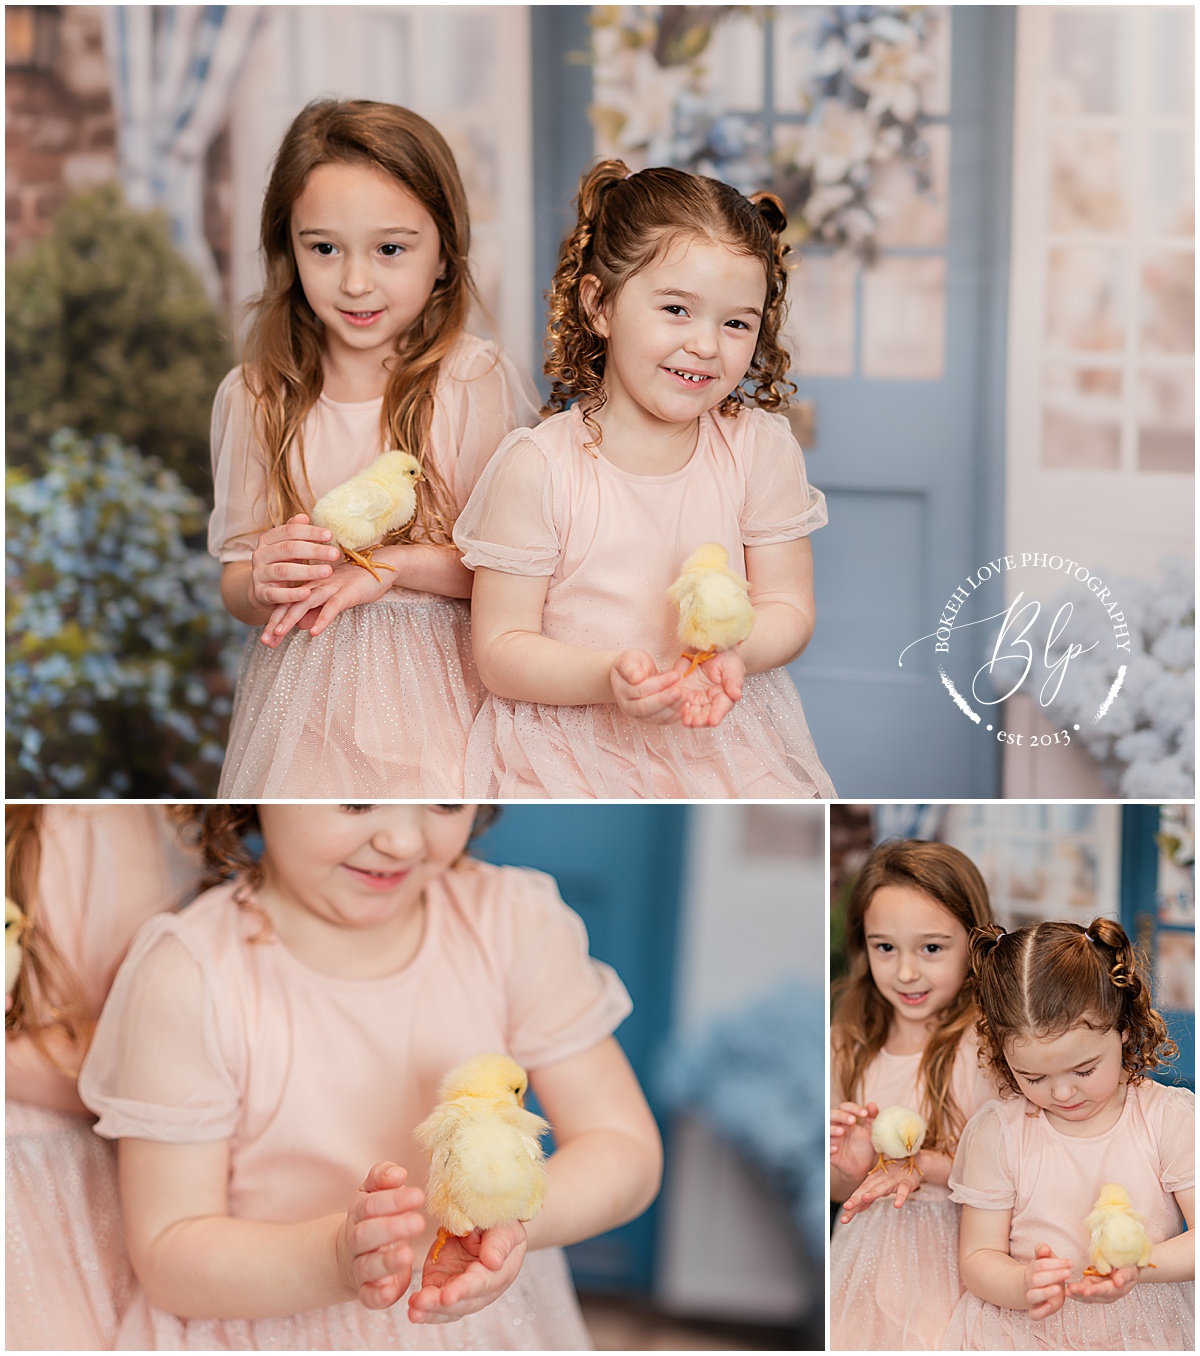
[[5, 1102, 134, 1350], [464, 668, 835, 798], [940, 1279, 1196, 1350], [111, 1245, 591, 1350], [218, 591, 483, 797], [831, 1194, 964, 1350]]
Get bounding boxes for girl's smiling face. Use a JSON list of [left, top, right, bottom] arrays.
[[256, 804, 473, 942], [588, 234, 766, 435], [1004, 1021, 1128, 1134], [863, 885, 971, 1045]]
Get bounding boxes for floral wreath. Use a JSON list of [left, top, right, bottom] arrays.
[[590, 4, 940, 263]]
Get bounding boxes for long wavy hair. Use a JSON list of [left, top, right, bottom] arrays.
[[5, 808, 93, 1071], [970, 917, 1176, 1097], [831, 840, 994, 1153], [543, 159, 796, 445], [175, 805, 502, 941], [242, 99, 481, 545]]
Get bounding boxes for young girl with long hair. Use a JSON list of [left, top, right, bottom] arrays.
[[829, 840, 1001, 1349], [5, 807, 199, 1349], [211, 99, 530, 796], [77, 804, 662, 1349], [944, 917, 1194, 1350], [453, 160, 834, 798]]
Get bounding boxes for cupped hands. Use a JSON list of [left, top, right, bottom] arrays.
[[408, 1220, 527, 1324]]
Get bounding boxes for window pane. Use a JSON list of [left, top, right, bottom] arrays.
[[874, 123, 950, 249], [1137, 368, 1194, 473], [1140, 250, 1195, 355], [1148, 7, 1194, 117], [862, 256, 945, 379], [1050, 9, 1130, 115], [1048, 128, 1128, 235], [784, 253, 857, 378], [1046, 248, 1126, 352], [1042, 366, 1122, 470], [1145, 129, 1195, 239]]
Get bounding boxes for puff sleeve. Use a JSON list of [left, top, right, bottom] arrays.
[[949, 1101, 1016, 1210], [491, 868, 632, 1070], [433, 340, 538, 512], [740, 411, 828, 545], [208, 368, 270, 562], [453, 432, 564, 576], [1154, 1084, 1196, 1195], [77, 917, 242, 1142]]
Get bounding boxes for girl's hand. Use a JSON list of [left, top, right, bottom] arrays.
[[673, 651, 745, 728], [829, 1100, 879, 1183], [408, 1221, 527, 1325], [838, 1158, 921, 1224], [610, 650, 684, 723], [250, 514, 341, 609], [260, 560, 393, 646], [1024, 1242, 1072, 1320], [336, 1162, 426, 1312], [1066, 1265, 1140, 1304]]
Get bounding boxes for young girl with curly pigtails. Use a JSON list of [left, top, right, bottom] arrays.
[[829, 840, 1003, 1350], [453, 159, 834, 798], [212, 99, 532, 797], [77, 804, 661, 1350], [943, 917, 1194, 1350], [6, 807, 200, 1349]]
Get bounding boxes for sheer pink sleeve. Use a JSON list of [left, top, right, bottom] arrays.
[[740, 411, 829, 545], [948, 1101, 1015, 1209], [1153, 1084, 1196, 1194], [209, 367, 270, 562], [77, 918, 242, 1142], [433, 338, 540, 513], [453, 432, 563, 575], [494, 868, 633, 1070]]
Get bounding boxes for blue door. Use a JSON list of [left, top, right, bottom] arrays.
[[474, 804, 688, 1293], [532, 7, 1017, 797]]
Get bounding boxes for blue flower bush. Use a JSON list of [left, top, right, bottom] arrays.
[[6, 430, 242, 796]]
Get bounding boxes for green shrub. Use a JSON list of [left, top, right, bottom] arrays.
[[6, 429, 244, 796], [6, 184, 233, 501]]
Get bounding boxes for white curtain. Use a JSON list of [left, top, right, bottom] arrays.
[[103, 5, 261, 303]]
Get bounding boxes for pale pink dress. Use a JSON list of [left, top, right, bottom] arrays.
[[6, 807, 201, 1351], [211, 332, 528, 797], [77, 860, 632, 1350], [453, 403, 835, 798], [830, 1031, 1000, 1350], [942, 1079, 1195, 1350]]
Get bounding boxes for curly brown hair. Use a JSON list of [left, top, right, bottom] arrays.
[[176, 805, 502, 941], [969, 917, 1176, 1097], [242, 99, 484, 546], [831, 840, 994, 1154], [543, 158, 796, 446]]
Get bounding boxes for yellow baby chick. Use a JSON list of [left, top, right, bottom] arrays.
[[869, 1104, 927, 1177], [1082, 1183, 1156, 1277], [311, 450, 423, 582], [667, 543, 756, 677], [414, 1053, 550, 1264], [6, 898, 27, 999]]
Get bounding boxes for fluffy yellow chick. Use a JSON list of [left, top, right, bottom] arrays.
[[869, 1104, 927, 1176], [6, 898, 27, 999], [667, 543, 756, 677], [311, 450, 423, 582], [414, 1053, 550, 1263], [1082, 1183, 1156, 1276]]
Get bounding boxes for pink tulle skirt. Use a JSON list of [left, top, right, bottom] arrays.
[[463, 668, 835, 798], [941, 1279, 1196, 1350], [6, 1100, 134, 1351], [219, 591, 483, 797], [830, 1193, 963, 1350], [114, 1245, 592, 1350]]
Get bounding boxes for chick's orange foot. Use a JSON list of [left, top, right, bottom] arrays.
[[679, 648, 716, 679], [429, 1226, 461, 1265], [342, 547, 397, 583]]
